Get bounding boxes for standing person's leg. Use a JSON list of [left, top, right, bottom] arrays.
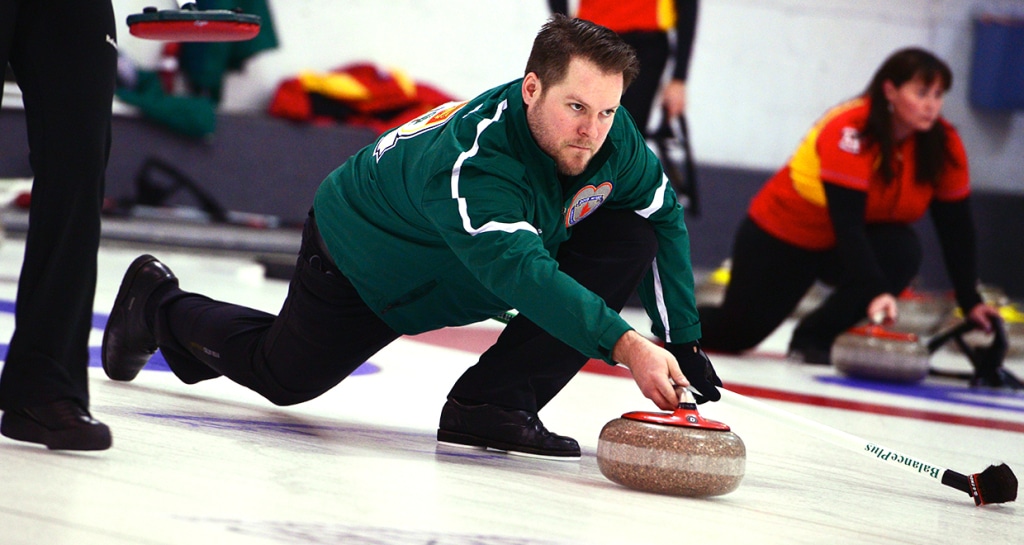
[[439, 207, 657, 458], [790, 224, 921, 360], [619, 31, 668, 135], [699, 217, 821, 353], [0, 0, 116, 450], [104, 214, 401, 406], [0, 1, 14, 76]]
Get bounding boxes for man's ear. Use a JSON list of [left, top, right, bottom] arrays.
[[522, 72, 542, 107]]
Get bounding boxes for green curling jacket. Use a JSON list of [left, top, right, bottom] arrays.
[[314, 79, 700, 363]]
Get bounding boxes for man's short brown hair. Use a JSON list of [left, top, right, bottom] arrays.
[[525, 14, 640, 92]]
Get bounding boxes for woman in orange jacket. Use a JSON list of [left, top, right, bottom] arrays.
[[698, 47, 1001, 364]]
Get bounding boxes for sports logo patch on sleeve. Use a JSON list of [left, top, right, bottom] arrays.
[[565, 182, 612, 226], [838, 126, 862, 154], [373, 100, 469, 162]]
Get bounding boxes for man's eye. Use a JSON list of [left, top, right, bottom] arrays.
[[570, 103, 583, 111]]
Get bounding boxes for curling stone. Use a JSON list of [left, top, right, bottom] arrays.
[[127, 3, 262, 42], [978, 283, 1010, 307], [831, 320, 975, 383], [596, 390, 745, 497], [892, 286, 955, 335], [694, 260, 731, 307], [998, 303, 1024, 358]]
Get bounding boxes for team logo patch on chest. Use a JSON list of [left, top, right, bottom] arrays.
[[565, 182, 612, 226]]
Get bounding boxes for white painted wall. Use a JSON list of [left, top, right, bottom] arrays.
[[112, 0, 1024, 192]]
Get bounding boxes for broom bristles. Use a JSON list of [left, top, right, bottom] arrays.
[[969, 463, 1018, 505]]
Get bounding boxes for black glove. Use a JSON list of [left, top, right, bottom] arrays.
[[667, 340, 722, 404]]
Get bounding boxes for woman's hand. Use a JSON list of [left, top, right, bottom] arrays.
[[867, 293, 898, 324], [967, 302, 1002, 333]]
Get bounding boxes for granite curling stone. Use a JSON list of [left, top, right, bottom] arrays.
[[597, 390, 745, 497], [893, 286, 955, 335], [831, 325, 930, 383], [998, 303, 1024, 358], [694, 260, 731, 308], [832, 320, 979, 383]]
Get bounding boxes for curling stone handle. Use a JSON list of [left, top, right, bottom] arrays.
[[952, 315, 1008, 372], [924, 320, 976, 355], [678, 387, 697, 408]]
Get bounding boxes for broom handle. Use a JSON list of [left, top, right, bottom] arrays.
[[715, 388, 973, 495]]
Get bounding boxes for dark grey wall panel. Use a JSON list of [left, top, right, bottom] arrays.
[[2, 109, 1020, 298], [1, 109, 377, 226]]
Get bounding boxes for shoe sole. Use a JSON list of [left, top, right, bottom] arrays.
[[1, 413, 112, 451], [436, 429, 580, 461], [101, 255, 160, 382]]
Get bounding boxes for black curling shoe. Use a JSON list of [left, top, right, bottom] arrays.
[[437, 398, 581, 460], [1, 399, 111, 451], [102, 254, 178, 381], [787, 336, 833, 365]]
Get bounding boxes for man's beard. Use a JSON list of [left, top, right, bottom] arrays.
[[554, 145, 592, 176], [527, 110, 593, 176]]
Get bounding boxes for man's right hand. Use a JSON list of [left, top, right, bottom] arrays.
[[612, 330, 687, 410], [665, 341, 722, 404]]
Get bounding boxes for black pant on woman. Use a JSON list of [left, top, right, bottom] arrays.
[[152, 207, 658, 412], [698, 216, 921, 357]]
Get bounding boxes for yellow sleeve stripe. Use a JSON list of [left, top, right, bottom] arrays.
[[789, 98, 867, 207]]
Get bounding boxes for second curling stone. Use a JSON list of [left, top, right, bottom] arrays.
[[831, 320, 976, 383], [597, 390, 745, 497]]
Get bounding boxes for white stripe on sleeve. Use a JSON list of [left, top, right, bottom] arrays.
[[651, 258, 671, 343], [635, 173, 671, 219], [449, 99, 538, 236]]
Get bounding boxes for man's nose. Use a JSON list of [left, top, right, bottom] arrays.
[[579, 115, 598, 137]]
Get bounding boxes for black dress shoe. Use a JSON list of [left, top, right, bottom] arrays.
[[102, 254, 178, 381], [1, 399, 111, 451], [437, 398, 580, 460]]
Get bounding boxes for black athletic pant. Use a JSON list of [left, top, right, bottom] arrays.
[[447, 208, 657, 412], [154, 207, 658, 412], [619, 31, 669, 135], [0, 0, 117, 411], [699, 217, 921, 354]]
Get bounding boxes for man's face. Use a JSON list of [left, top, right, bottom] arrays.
[[523, 57, 623, 176]]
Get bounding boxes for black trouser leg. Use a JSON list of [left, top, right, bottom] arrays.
[[699, 218, 821, 353], [792, 223, 922, 349], [0, 0, 116, 410], [447, 207, 658, 412], [619, 31, 669, 135], [153, 215, 401, 406]]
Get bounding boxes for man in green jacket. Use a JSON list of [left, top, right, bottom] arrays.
[[102, 15, 721, 460]]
